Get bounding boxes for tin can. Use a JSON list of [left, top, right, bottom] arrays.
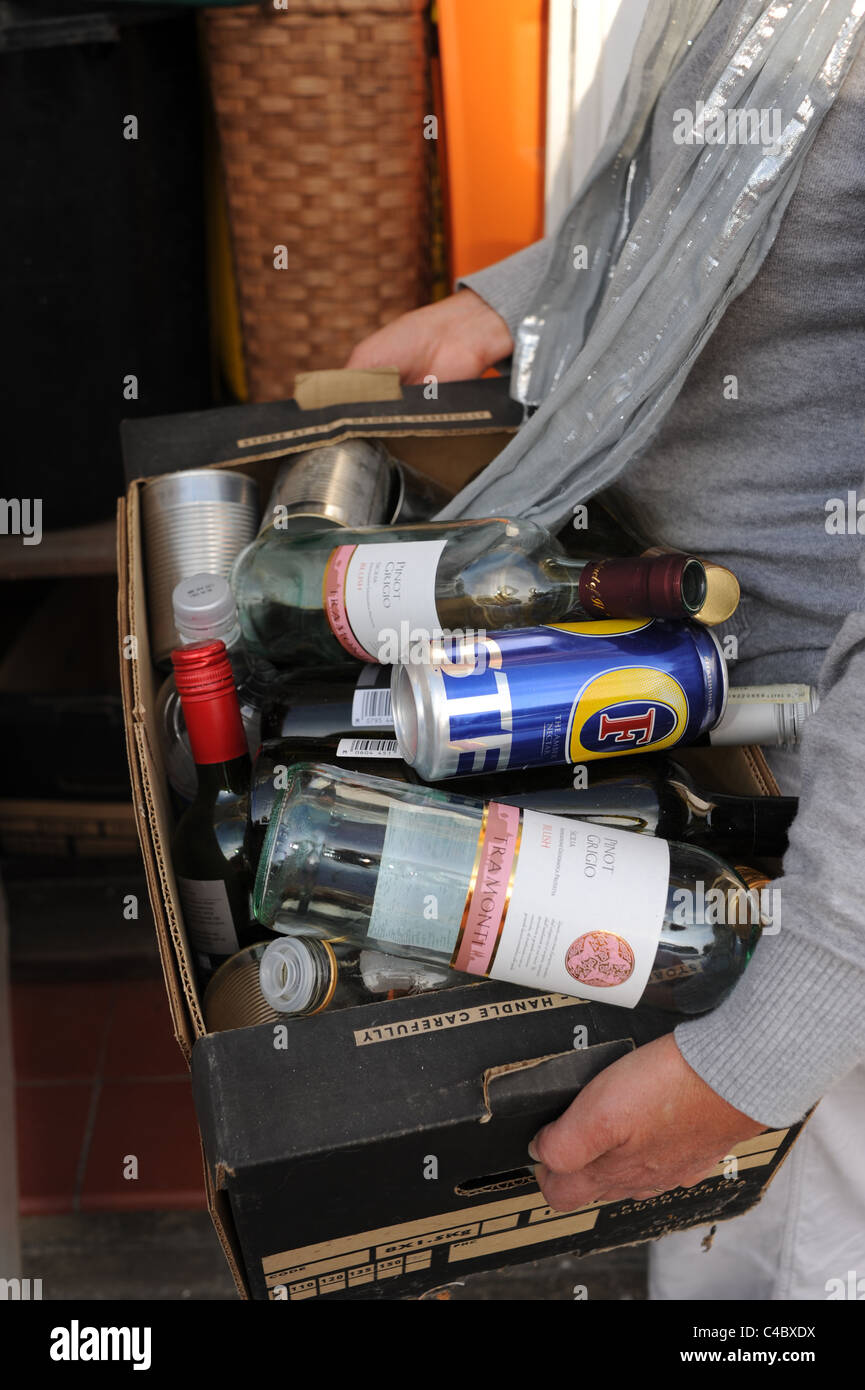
[[391, 619, 728, 780], [259, 440, 394, 536], [260, 442, 454, 537], [203, 942, 283, 1033], [142, 468, 259, 669]]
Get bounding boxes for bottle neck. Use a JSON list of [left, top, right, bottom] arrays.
[[545, 553, 706, 620], [178, 661, 250, 772], [669, 771, 797, 857], [258, 937, 336, 1015], [709, 686, 818, 746], [195, 754, 251, 801]]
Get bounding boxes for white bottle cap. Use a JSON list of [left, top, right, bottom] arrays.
[[172, 574, 239, 644], [258, 937, 317, 1014]]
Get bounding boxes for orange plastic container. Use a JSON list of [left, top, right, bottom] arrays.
[[437, 0, 547, 281]]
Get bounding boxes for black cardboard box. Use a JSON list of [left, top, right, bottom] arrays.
[[118, 370, 802, 1300], [192, 984, 798, 1302]]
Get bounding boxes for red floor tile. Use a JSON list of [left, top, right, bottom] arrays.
[[102, 979, 187, 1080], [12, 981, 115, 1081], [79, 1079, 206, 1212], [16, 1084, 92, 1216]]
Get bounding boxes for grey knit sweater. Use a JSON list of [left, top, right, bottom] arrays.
[[460, 0, 865, 1127]]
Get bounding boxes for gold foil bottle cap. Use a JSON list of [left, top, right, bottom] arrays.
[[695, 563, 741, 626]]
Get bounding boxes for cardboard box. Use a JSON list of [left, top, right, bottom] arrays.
[[118, 371, 802, 1300]]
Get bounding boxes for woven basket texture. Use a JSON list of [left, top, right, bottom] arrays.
[[204, 1, 432, 400]]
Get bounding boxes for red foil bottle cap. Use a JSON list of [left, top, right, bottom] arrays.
[[577, 555, 707, 620], [171, 640, 248, 766]]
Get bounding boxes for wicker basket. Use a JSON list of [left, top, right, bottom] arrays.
[[203, 0, 432, 401]]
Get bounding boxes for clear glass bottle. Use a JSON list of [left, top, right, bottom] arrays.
[[230, 518, 706, 669], [254, 764, 761, 1016], [257, 937, 460, 1016]]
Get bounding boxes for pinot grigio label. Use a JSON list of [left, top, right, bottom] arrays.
[[479, 808, 670, 1007], [324, 540, 447, 661]]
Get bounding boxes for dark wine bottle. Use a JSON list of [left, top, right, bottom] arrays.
[[171, 640, 274, 983], [556, 497, 740, 627], [490, 758, 797, 859], [251, 740, 797, 862]]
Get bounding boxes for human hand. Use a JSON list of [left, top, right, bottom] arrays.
[[530, 1032, 767, 1209], [345, 288, 513, 385]]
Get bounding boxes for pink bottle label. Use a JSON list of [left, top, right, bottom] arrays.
[[322, 545, 374, 661], [451, 802, 522, 976]]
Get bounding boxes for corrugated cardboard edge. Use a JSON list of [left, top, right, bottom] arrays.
[[117, 494, 201, 1057], [200, 420, 510, 473], [201, 1141, 249, 1301]]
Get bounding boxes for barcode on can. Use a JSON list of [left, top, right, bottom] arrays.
[[336, 738, 402, 759]]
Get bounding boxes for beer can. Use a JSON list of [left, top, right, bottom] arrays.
[[391, 619, 728, 780]]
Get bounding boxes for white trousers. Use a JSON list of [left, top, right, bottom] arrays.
[[648, 1063, 865, 1300]]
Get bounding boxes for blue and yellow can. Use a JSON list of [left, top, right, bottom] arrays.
[[391, 619, 727, 780]]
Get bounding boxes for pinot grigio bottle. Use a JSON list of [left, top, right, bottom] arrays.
[[255, 764, 762, 1015], [230, 518, 707, 668], [170, 640, 274, 981]]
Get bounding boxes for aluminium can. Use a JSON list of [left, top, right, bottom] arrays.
[[391, 618, 728, 780]]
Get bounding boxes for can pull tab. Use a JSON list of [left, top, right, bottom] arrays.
[[294, 368, 403, 411]]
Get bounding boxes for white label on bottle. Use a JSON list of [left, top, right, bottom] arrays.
[[324, 540, 447, 661], [176, 877, 240, 956], [367, 802, 479, 956], [725, 684, 812, 703], [487, 810, 670, 1007], [446, 805, 670, 1007], [351, 666, 394, 728], [336, 738, 402, 759]]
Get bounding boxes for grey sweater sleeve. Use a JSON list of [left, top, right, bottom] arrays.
[[674, 547, 865, 1128], [456, 236, 556, 339]]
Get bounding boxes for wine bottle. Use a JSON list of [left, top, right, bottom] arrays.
[[258, 662, 394, 743], [255, 764, 761, 1015], [156, 574, 268, 802], [556, 497, 740, 627], [490, 758, 797, 859], [170, 640, 273, 982], [250, 745, 796, 861], [230, 518, 707, 669]]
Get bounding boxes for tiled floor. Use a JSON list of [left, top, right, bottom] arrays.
[[11, 977, 206, 1216]]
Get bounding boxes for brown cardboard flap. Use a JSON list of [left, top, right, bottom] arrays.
[[481, 1039, 635, 1122], [117, 493, 198, 1059], [294, 368, 403, 411]]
